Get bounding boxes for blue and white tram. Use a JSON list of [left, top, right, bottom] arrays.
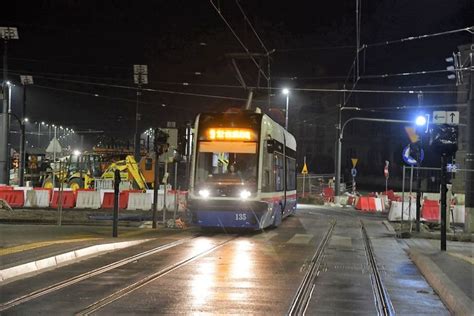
[[188, 109, 297, 229]]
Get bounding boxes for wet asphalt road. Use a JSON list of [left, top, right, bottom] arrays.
[[0, 205, 449, 315]]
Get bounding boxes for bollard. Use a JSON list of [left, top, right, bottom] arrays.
[[113, 169, 120, 238]]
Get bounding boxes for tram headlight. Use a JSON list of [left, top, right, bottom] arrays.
[[240, 189, 251, 200], [198, 189, 210, 198]]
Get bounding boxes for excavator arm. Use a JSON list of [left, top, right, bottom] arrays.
[[102, 155, 148, 190]]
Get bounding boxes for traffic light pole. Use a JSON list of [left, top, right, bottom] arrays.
[[465, 51, 474, 233], [440, 154, 448, 251]]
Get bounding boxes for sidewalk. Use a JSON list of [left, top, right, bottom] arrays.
[[0, 223, 192, 284], [383, 224, 474, 315]]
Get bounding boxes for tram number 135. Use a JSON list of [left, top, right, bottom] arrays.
[[235, 213, 247, 221]]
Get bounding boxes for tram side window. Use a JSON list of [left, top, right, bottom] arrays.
[[286, 157, 296, 190], [262, 140, 273, 192], [275, 153, 285, 191]]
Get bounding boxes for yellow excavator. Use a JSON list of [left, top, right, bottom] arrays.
[[42, 154, 148, 191]]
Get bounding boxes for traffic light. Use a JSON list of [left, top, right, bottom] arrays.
[[153, 128, 169, 155], [446, 52, 463, 86], [429, 124, 458, 155]]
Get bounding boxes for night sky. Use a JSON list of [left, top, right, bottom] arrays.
[[2, 0, 473, 152]]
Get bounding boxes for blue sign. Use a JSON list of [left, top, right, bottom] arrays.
[[402, 145, 424, 166], [351, 168, 357, 177], [447, 163, 459, 173]]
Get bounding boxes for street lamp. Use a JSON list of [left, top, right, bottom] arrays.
[[0, 26, 19, 185], [282, 88, 290, 130]]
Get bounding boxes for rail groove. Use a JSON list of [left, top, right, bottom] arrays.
[[77, 236, 238, 315], [0, 235, 198, 312], [361, 220, 395, 316], [287, 220, 336, 316]]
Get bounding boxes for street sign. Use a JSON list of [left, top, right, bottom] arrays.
[[384, 160, 389, 178], [301, 163, 308, 175], [446, 111, 459, 124], [351, 168, 357, 177], [46, 138, 62, 153], [0, 27, 19, 39], [402, 144, 424, 166], [433, 111, 459, 125], [447, 163, 459, 173], [433, 111, 447, 124], [351, 158, 358, 168]]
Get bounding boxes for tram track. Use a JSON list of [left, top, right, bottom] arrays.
[[0, 235, 200, 312], [287, 220, 336, 316], [360, 220, 395, 316], [76, 235, 238, 315]]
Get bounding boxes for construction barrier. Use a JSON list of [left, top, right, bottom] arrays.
[[453, 205, 465, 224], [384, 190, 401, 202], [75, 190, 101, 209], [388, 201, 417, 221], [25, 189, 51, 208], [422, 193, 440, 201], [453, 194, 465, 205], [374, 198, 384, 212], [0, 190, 24, 208], [421, 199, 439, 222], [50, 190, 76, 209], [178, 191, 188, 211], [0, 186, 14, 190], [322, 187, 334, 203], [355, 196, 379, 212], [127, 192, 152, 211]]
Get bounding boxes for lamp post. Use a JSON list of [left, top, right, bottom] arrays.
[[335, 117, 414, 197], [282, 88, 290, 130], [133, 64, 148, 161], [19, 75, 33, 186], [0, 26, 19, 185]]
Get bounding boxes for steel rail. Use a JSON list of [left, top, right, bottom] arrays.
[[287, 220, 336, 316], [0, 235, 199, 312], [360, 220, 395, 316], [77, 236, 238, 315]]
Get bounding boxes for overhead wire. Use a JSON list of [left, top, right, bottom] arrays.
[[209, 0, 269, 81], [7, 70, 464, 95]]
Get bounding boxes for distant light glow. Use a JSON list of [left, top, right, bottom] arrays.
[[199, 189, 210, 198], [24, 118, 29, 122], [282, 88, 290, 95], [415, 115, 427, 126], [240, 190, 251, 199], [73, 150, 81, 156]]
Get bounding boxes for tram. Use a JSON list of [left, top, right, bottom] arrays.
[[188, 108, 297, 229]]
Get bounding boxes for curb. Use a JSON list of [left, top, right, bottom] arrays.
[[0, 239, 151, 283], [408, 249, 473, 315]]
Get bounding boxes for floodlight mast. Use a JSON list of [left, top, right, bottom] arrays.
[[0, 27, 19, 185]]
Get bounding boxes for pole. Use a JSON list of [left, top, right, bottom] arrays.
[[440, 154, 447, 251], [409, 166, 414, 232], [302, 156, 306, 197], [465, 51, 474, 233], [285, 94, 289, 130], [163, 160, 168, 225], [19, 85, 26, 186], [401, 165, 405, 233], [113, 169, 120, 237], [134, 86, 141, 161], [416, 164, 421, 232], [152, 129, 160, 229], [52, 127, 57, 188], [0, 39, 9, 184], [335, 105, 342, 197], [37, 124, 40, 148]]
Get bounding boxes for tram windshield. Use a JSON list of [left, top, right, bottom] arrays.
[[195, 142, 258, 193]]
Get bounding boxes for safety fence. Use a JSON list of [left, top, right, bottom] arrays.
[[0, 185, 187, 212], [348, 190, 467, 224]]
